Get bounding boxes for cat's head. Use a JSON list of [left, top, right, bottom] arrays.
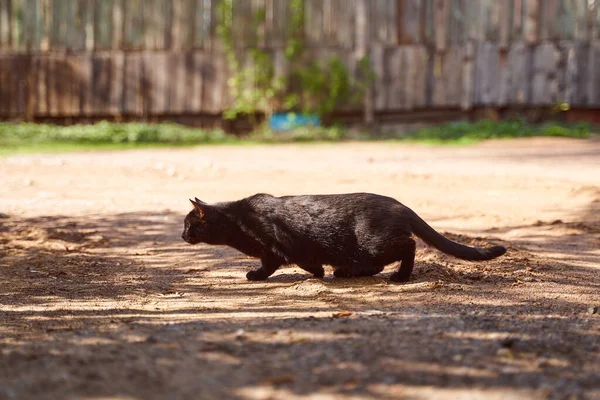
[[181, 198, 217, 245]]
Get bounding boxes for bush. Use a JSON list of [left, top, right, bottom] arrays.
[[0, 118, 592, 154], [404, 119, 590, 143], [0, 122, 229, 146]]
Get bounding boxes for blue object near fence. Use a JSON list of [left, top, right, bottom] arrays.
[[268, 112, 321, 132]]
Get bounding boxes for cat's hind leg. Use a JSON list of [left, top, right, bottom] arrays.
[[389, 238, 416, 283], [298, 263, 325, 278], [333, 264, 385, 278], [247, 253, 283, 281]]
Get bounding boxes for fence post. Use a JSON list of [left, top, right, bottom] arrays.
[[461, 40, 475, 111], [355, 0, 373, 126]]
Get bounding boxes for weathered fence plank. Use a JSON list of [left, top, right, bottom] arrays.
[[483, 0, 502, 42], [0, 0, 11, 49], [23, 0, 39, 51], [410, 45, 428, 108], [66, 55, 83, 115], [10, 0, 23, 51], [46, 55, 57, 115], [355, 0, 373, 123], [449, 0, 467, 45], [498, 0, 512, 49], [475, 42, 500, 105], [589, 42, 600, 105], [305, 0, 324, 47], [540, 0, 559, 40], [571, 0, 589, 40], [397, 0, 421, 45], [94, 0, 113, 50], [38, 0, 50, 51], [168, 52, 187, 113], [430, 48, 462, 107], [339, 0, 355, 48], [0, 55, 9, 113], [124, 0, 146, 50], [186, 52, 204, 112], [443, 48, 463, 106], [91, 53, 112, 115], [371, 44, 387, 111], [386, 47, 406, 110], [592, 1, 600, 40], [430, 52, 445, 106], [369, 0, 397, 45], [511, 0, 524, 40], [267, 0, 288, 48], [420, 0, 434, 45], [67, 0, 88, 51], [193, 0, 211, 49], [201, 52, 226, 113], [12, 55, 31, 114], [531, 43, 562, 105], [434, 0, 450, 52], [385, 0, 397, 45], [123, 52, 143, 115], [524, 0, 540, 43], [112, 0, 124, 49], [35, 54, 47, 114], [145, 52, 168, 114], [144, 0, 163, 50], [565, 40, 590, 106], [79, 53, 93, 115], [461, 41, 475, 109], [498, 40, 531, 105], [48, 56, 71, 115], [49, 0, 65, 50], [109, 51, 124, 114]]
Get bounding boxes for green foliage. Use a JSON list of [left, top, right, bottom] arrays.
[[0, 122, 229, 147], [218, 0, 277, 121], [217, 0, 375, 123], [285, 0, 305, 60], [0, 119, 592, 155], [293, 57, 350, 116], [403, 118, 590, 143], [249, 125, 350, 142]]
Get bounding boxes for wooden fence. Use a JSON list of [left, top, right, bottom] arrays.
[[1, 0, 600, 122]]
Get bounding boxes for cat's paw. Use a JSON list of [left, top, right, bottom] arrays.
[[312, 268, 325, 279], [389, 272, 411, 283], [246, 269, 268, 281]]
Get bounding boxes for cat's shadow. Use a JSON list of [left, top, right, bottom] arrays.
[[266, 273, 387, 286], [262, 261, 488, 287]]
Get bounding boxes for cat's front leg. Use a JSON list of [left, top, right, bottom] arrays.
[[246, 253, 283, 281]]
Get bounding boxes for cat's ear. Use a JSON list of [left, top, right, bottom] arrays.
[[194, 197, 206, 204], [190, 199, 205, 218]]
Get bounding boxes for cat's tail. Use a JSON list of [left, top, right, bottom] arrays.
[[410, 211, 506, 261]]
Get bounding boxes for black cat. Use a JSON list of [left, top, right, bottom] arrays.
[[181, 193, 506, 282]]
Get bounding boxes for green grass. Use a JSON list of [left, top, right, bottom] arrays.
[[400, 119, 591, 143], [0, 119, 593, 155], [0, 122, 239, 155]]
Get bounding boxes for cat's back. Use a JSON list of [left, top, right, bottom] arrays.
[[243, 192, 279, 210], [243, 192, 405, 219], [238, 193, 412, 259]]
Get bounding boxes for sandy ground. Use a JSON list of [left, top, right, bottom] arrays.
[[0, 138, 599, 400]]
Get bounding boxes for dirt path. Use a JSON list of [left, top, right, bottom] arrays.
[[1, 138, 599, 400]]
